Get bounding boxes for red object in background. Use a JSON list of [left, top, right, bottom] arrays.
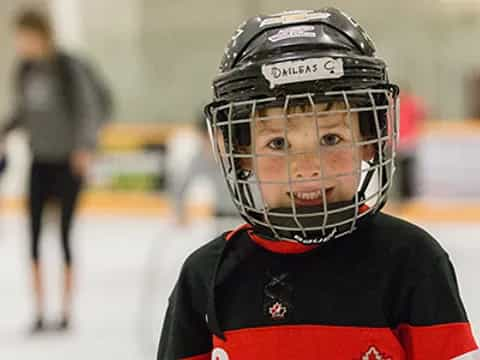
[[466, 70, 480, 119], [398, 93, 427, 153]]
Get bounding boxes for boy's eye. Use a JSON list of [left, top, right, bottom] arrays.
[[321, 134, 341, 146], [267, 137, 287, 150]]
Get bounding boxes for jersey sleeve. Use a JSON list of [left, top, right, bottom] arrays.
[[397, 254, 479, 359], [157, 266, 213, 359]]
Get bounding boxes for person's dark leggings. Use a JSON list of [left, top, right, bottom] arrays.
[[29, 160, 82, 265], [397, 154, 417, 200]]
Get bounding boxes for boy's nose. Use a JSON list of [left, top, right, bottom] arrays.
[[292, 155, 322, 179]]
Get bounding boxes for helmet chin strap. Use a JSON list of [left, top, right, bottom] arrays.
[[252, 200, 359, 245]]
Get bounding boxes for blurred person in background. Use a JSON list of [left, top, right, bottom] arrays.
[[397, 84, 427, 202], [0, 142, 6, 174], [167, 111, 239, 232], [1, 9, 109, 333]]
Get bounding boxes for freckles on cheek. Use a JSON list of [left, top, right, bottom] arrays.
[[325, 150, 361, 174], [256, 158, 288, 207], [257, 158, 287, 181], [328, 151, 362, 199]]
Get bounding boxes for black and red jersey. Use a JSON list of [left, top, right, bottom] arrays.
[[157, 212, 478, 359]]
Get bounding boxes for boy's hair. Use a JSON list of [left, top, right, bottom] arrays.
[[14, 9, 52, 39]]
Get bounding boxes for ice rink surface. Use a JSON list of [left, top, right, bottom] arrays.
[[0, 213, 478, 359]]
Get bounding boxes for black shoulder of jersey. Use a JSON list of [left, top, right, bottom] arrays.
[[181, 233, 229, 278], [178, 227, 260, 339], [363, 213, 464, 327], [368, 212, 447, 272], [176, 233, 229, 302]]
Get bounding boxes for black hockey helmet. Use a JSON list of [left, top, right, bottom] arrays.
[[205, 8, 400, 244]]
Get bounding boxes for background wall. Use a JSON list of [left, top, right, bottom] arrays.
[[2, 0, 480, 123]]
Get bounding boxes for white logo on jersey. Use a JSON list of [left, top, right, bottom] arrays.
[[268, 301, 288, 319], [293, 228, 337, 245], [361, 346, 392, 360], [453, 349, 480, 359], [212, 348, 230, 360]]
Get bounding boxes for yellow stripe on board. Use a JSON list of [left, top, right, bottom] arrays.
[[95, 120, 480, 151], [0, 193, 479, 223]]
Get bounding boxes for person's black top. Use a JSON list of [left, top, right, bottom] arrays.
[[157, 212, 478, 360]]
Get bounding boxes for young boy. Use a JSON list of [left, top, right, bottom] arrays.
[[157, 8, 478, 359]]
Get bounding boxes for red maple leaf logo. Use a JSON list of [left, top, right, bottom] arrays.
[[268, 302, 287, 319]]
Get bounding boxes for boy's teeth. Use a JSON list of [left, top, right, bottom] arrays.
[[294, 190, 323, 200]]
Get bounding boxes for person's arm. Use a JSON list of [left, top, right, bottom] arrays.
[[2, 64, 27, 136], [157, 261, 213, 359], [2, 101, 24, 135], [397, 254, 479, 359], [68, 59, 102, 177]]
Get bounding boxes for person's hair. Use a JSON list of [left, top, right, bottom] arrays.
[[14, 9, 52, 39]]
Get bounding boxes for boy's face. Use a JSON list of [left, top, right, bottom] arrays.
[[242, 102, 374, 209]]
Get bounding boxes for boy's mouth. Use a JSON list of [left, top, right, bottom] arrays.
[[287, 188, 334, 206]]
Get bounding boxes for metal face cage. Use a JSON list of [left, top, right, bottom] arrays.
[[207, 88, 399, 244]]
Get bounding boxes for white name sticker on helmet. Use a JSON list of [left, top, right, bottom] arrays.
[[262, 58, 344, 88]]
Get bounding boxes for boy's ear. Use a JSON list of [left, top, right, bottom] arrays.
[[240, 158, 253, 171], [238, 146, 253, 170], [361, 144, 375, 161]]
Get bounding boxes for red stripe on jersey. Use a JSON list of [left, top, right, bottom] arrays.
[[228, 205, 371, 254], [180, 353, 210, 360], [212, 324, 406, 359], [225, 223, 251, 241], [248, 230, 320, 254], [396, 322, 478, 359], [226, 223, 318, 254], [359, 204, 370, 214]]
